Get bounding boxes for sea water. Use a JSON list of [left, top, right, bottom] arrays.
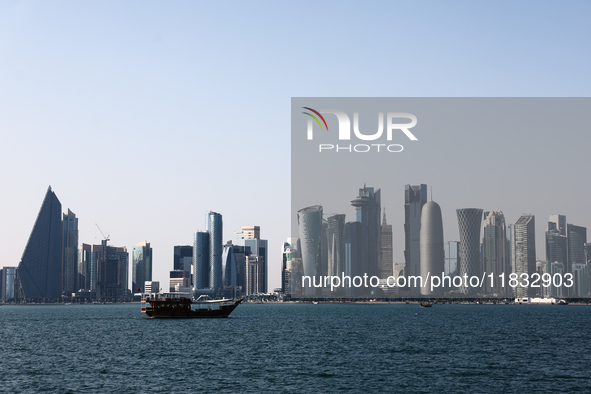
[[1, 303, 590, 393]]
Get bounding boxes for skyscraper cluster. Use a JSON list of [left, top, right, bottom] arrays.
[[192, 216, 268, 298], [292, 184, 393, 297], [4, 186, 139, 302], [291, 182, 590, 299]]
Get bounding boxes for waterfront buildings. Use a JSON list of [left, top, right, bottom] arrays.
[[1, 267, 17, 302], [144, 281, 159, 294], [566, 224, 587, 275], [457, 208, 483, 295], [404, 184, 427, 294], [193, 231, 210, 289], [207, 212, 223, 290], [79, 243, 92, 291], [174, 245, 193, 283], [221, 241, 239, 287], [282, 241, 304, 296], [444, 241, 460, 276], [132, 241, 152, 293], [169, 270, 191, 292], [514, 214, 536, 298], [326, 214, 346, 278], [62, 209, 78, 296], [420, 200, 444, 296], [297, 205, 323, 295], [351, 185, 381, 279], [380, 210, 393, 279], [242, 226, 268, 294], [16, 186, 63, 301], [482, 211, 507, 295]]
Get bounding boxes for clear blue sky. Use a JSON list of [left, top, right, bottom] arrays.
[[1, 0, 590, 290]]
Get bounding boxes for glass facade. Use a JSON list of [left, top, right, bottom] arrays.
[[132, 241, 152, 293], [297, 205, 323, 296], [62, 209, 78, 296], [351, 186, 381, 280], [17, 186, 63, 301], [444, 241, 460, 276], [404, 184, 427, 294], [193, 231, 210, 289], [207, 212, 223, 289], [456, 208, 483, 295], [514, 214, 536, 298], [482, 211, 507, 295]]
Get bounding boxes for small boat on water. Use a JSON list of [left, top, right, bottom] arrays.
[[141, 293, 243, 318], [419, 302, 433, 308]]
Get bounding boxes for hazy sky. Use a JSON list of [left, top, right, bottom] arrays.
[[1, 1, 590, 290]]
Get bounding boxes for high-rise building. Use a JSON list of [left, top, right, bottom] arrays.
[[566, 224, 587, 274], [16, 186, 63, 301], [243, 225, 268, 294], [193, 231, 210, 289], [351, 185, 381, 279], [457, 208, 483, 295], [1, 267, 17, 302], [62, 209, 78, 296], [547, 214, 566, 236], [95, 240, 129, 300], [78, 244, 92, 291], [169, 270, 191, 292], [550, 262, 565, 298], [344, 221, 362, 294], [241, 226, 260, 240], [174, 245, 193, 272], [482, 211, 507, 295], [514, 214, 536, 298], [546, 229, 567, 269], [380, 210, 393, 279], [404, 184, 427, 294], [297, 205, 323, 296], [572, 262, 590, 297], [132, 241, 152, 293], [282, 241, 304, 296], [207, 212, 223, 290], [420, 200, 444, 296], [444, 241, 460, 276], [326, 214, 346, 278], [245, 254, 264, 295], [144, 281, 159, 294], [221, 241, 239, 287]]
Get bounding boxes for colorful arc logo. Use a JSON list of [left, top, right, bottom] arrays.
[[302, 107, 329, 131]]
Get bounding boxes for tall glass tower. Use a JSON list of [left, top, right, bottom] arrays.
[[207, 212, 223, 289], [132, 241, 152, 293], [62, 209, 78, 296], [457, 208, 483, 295], [404, 184, 427, 294], [193, 231, 210, 289], [297, 205, 323, 296], [17, 186, 63, 301], [351, 185, 381, 279], [514, 214, 535, 298], [482, 211, 506, 295]]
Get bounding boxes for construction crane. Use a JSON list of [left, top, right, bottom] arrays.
[[95, 223, 110, 242]]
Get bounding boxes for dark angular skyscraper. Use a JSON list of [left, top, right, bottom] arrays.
[[17, 186, 63, 301]]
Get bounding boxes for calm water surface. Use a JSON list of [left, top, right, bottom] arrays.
[[1, 303, 590, 393]]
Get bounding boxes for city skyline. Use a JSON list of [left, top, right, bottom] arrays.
[[3, 3, 591, 292]]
